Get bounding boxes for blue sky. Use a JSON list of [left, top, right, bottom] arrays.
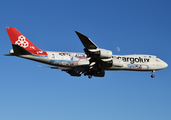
[[1, 0, 171, 120]]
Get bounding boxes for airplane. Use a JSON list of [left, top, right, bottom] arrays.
[[5, 27, 168, 78]]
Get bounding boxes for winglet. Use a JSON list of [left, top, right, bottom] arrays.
[[75, 31, 98, 49]]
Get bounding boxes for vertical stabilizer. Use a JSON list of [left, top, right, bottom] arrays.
[[6, 27, 47, 55]]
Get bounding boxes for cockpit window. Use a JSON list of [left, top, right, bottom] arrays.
[[156, 56, 158, 58]]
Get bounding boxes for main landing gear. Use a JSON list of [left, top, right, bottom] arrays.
[[84, 69, 93, 79], [151, 70, 155, 78], [84, 61, 96, 79], [85, 67, 102, 79]]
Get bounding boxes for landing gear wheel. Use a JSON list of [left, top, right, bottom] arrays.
[[151, 70, 155, 78], [88, 75, 92, 79], [151, 74, 155, 78]]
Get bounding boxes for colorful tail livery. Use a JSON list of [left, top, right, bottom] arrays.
[[6, 27, 47, 55], [5, 27, 168, 78]]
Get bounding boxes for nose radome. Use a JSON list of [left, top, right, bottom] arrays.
[[163, 62, 168, 68]]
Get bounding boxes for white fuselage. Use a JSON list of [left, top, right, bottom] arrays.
[[19, 51, 168, 71]]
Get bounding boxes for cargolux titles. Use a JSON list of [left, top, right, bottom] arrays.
[[117, 57, 150, 64]]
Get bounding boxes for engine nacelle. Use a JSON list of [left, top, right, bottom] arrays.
[[88, 49, 112, 58], [101, 58, 113, 67], [100, 58, 123, 67], [99, 49, 112, 58], [112, 58, 123, 67]]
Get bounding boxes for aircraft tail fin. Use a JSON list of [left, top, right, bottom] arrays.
[[5, 27, 47, 55]]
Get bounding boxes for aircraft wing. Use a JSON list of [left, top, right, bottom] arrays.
[[75, 31, 114, 77]]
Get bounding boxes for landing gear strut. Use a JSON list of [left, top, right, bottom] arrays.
[[83, 69, 93, 79], [84, 59, 102, 79], [151, 70, 155, 78], [85, 60, 96, 79]]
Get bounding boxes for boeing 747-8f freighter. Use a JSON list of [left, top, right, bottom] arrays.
[[5, 27, 168, 78]]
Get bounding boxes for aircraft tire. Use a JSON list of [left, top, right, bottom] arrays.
[[151, 75, 155, 78], [88, 75, 92, 79]]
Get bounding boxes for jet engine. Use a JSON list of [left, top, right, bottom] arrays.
[[112, 58, 123, 67], [96, 49, 112, 58], [85, 48, 112, 58], [100, 58, 123, 67], [100, 58, 113, 67]]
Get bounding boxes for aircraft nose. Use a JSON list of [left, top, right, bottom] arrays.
[[162, 61, 168, 68]]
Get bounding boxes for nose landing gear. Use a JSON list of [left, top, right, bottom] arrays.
[[151, 70, 155, 78]]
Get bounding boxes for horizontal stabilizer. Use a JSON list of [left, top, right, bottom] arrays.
[[4, 54, 15, 56]]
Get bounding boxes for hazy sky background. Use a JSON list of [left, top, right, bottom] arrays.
[[1, 0, 171, 120]]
